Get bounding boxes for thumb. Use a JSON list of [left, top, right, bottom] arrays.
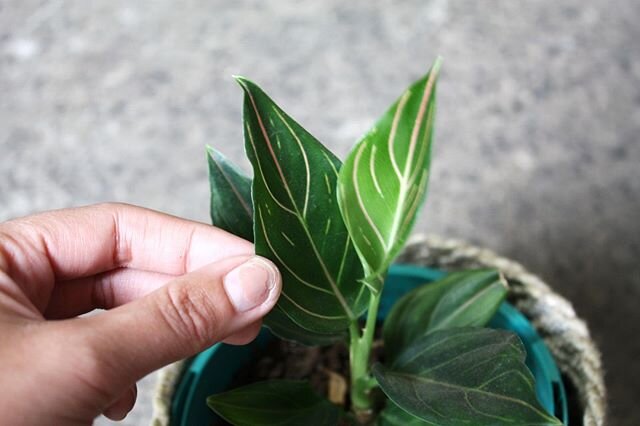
[[79, 255, 281, 389]]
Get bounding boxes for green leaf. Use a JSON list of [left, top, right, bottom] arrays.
[[207, 146, 346, 345], [338, 60, 441, 285], [207, 146, 253, 241], [237, 77, 367, 334], [207, 380, 341, 426], [265, 305, 347, 346], [383, 269, 507, 362], [378, 401, 432, 425], [373, 328, 562, 426]]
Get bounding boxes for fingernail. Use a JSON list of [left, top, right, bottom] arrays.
[[224, 257, 278, 312]]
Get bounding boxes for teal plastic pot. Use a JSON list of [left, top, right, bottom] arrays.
[[170, 265, 569, 425]]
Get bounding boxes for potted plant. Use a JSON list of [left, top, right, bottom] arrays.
[[151, 59, 606, 426]]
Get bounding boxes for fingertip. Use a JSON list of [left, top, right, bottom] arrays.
[[222, 256, 281, 314], [247, 255, 282, 302], [222, 320, 263, 345]]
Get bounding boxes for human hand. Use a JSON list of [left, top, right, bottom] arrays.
[[0, 203, 281, 425]]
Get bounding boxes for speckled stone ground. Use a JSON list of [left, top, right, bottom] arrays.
[[1, 1, 638, 425]]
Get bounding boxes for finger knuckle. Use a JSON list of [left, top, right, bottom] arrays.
[[161, 284, 220, 348], [227, 326, 261, 345]]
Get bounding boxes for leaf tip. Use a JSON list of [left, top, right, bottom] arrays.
[[232, 74, 254, 92], [205, 144, 225, 163], [431, 56, 444, 76]]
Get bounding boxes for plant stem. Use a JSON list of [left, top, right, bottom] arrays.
[[349, 275, 384, 422]]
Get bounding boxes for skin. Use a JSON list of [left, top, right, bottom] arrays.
[[0, 203, 282, 425]]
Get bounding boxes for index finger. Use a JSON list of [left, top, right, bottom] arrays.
[[0, 203, 254, 283]]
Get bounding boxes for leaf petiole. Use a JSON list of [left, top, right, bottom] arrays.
[[349, 274, 384, 421]]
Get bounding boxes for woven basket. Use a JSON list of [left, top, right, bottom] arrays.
[[151, 235, 606, 426]]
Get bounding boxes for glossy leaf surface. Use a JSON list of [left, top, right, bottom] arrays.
[[338, 60, 441, 284], [237, 77, 367, 334], [207, 380, 341, 426], [373, 328, 562, 426], [207, 146, 253, 241], [383, 269, 507, 361]]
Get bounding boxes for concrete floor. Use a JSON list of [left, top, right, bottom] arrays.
[[1, 1, 638, 424]]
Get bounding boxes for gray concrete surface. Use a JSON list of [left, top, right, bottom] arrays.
[[1, 1, 638, 425]]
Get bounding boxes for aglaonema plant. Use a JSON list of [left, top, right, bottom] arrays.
[[205, 59, 562, 425]]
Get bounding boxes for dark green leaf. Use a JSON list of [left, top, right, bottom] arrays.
[[207, 380, 341, 426], [383, 269, 507, 361], [338, 60, 441, 285], [378, 401, 431, 425], [237, 77, 367, 334], [265, 306, 347, 346], [373, 328, 562, 426], [207, 146, 253, 241], [206, 145, 347, 345]]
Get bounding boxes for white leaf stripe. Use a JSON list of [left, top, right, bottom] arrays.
[[209, 151, 252, 218], [387, 65, 439, 251], [242, 83, 295, 207], [281, 232, 295, 247], [269, 306, 348, 343], [281, 292, 349, 320], [324, 174, 332, 195], [370, 145, 384, 196], [408, 104, 435, 185], [400, 172, 428, 233], [352, 141, 387, 250], [321, 150, 339, 177], [353, 279, 369, 306], [404, 67, 438, 182], [272, 107, 311, 218], [361, 232, 374, 249], [246, 123, 297, 216], [337, 185, 377, 283], [335, 231, 353, 286], [258, 206, 333, 296], [388, 91, 410, 180], [323, 219, 331, 235], [239, 79, 359, 322]]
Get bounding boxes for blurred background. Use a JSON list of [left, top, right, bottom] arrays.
[[1, 1, 638, 424]]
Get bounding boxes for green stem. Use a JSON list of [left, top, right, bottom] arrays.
[[349, 275, 384, 422]]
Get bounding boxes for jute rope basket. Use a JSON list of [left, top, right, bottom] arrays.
[[151, 235, 606, 426]]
